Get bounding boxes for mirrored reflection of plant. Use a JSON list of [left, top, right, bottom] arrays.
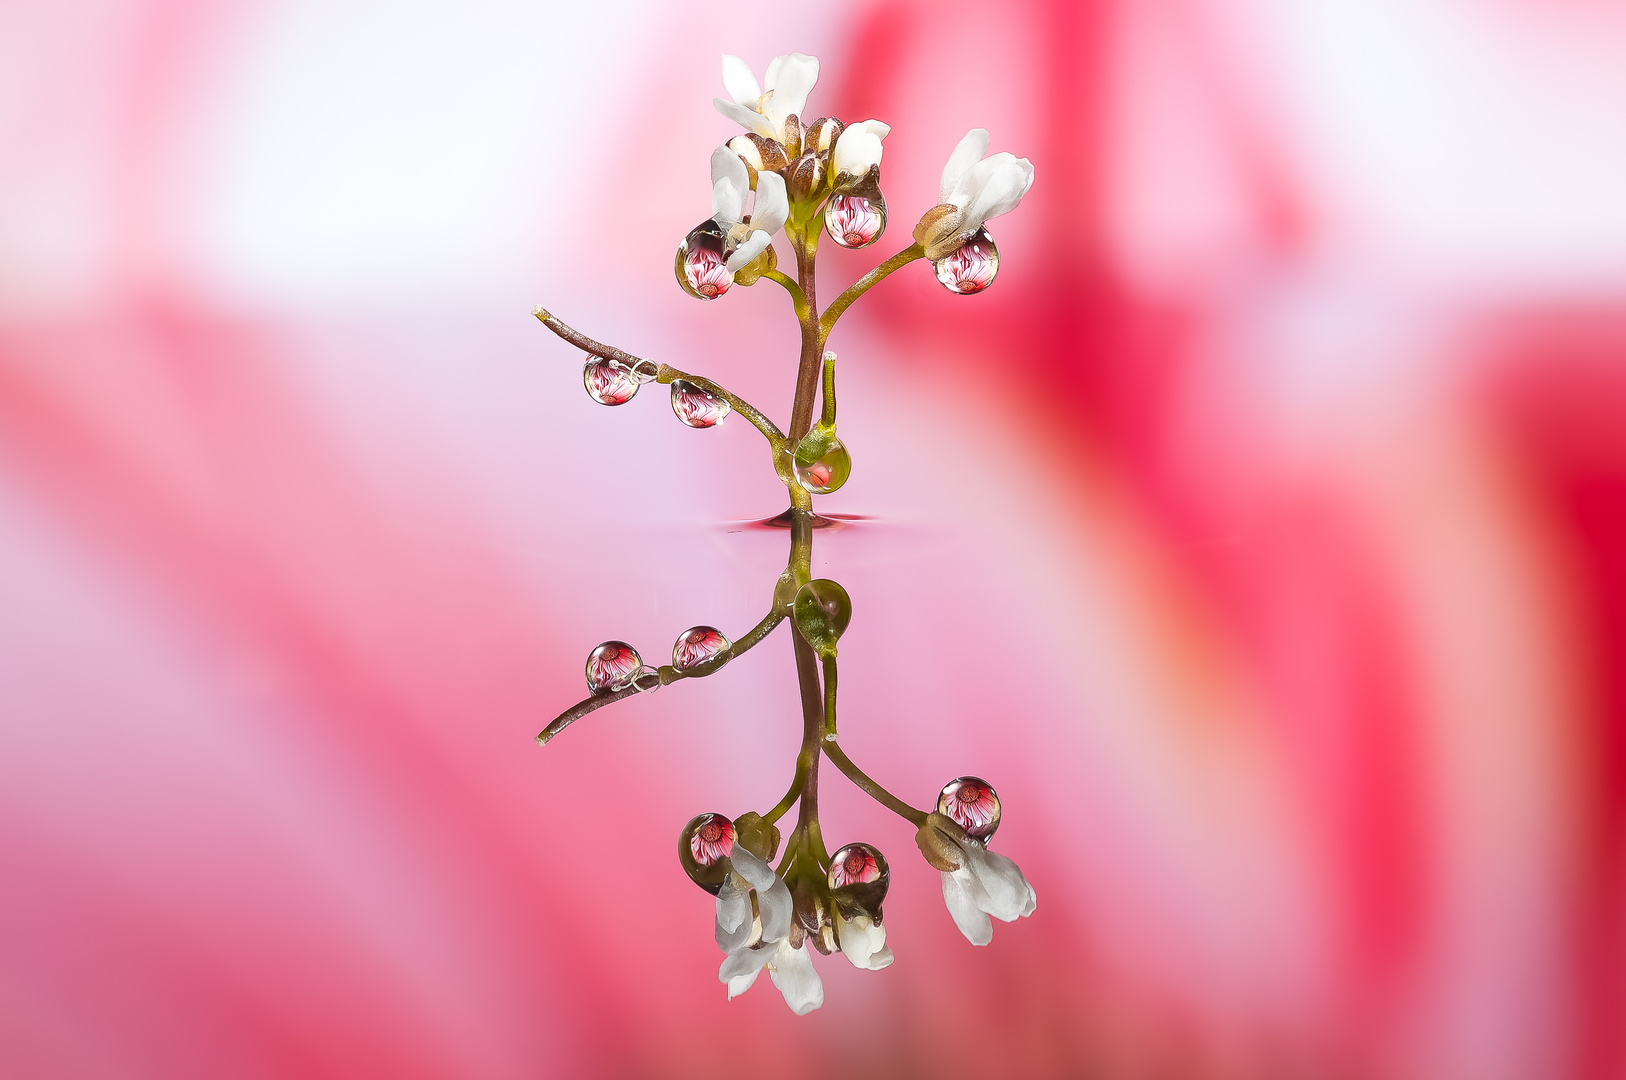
[[531, 52, 1037, 1014]]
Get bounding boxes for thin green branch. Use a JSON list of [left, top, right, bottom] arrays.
[[762, 269, 810, 322], [821, 654, 838, 740], [822, 740, 929, 826], [817, 242, 925, 338], [535, 609, 785, 745], [654, 364, 784, 445], [531, 307, 656, 376]]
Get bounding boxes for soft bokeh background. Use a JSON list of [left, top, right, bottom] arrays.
[[4, 1, 1626, 1077]]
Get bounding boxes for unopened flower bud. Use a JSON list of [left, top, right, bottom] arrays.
[[803, 116, 844, 154], [914, 811, 968, 873], [729, 133, 790, 188], [734, 811, 781, 862], [913, 203, 967, 261], [784, 151, 825, 203], [793, 578, 851, 658]]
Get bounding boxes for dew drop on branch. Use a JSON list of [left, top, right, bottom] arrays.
[[932, 228, 1000, 295], [584, 640, 643, 693], [670, 379, 731, 428], [583, 357, 639, 405]]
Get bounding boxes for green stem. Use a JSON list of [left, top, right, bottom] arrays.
[[817, 242, 925, 339], [822, 740, 928, 826], [821, 654, 838, 741], [819, 352, 837, 429], [786, 226, 826, 443], [532, 307, 656, 377], [762, 269, 810, 322]]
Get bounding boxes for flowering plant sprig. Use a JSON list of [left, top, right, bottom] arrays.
[[531, 51, 1036, 1014]]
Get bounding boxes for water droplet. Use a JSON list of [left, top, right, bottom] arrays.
[[670, 379, 731, 428], [828, 842, 887, 889], [824, 194, 886, 249], [583, 357, 639, 406], [793, 579, 851, 657], [937, 776, 1001, 841], [584, 640, 642, 693], [793, 428, 852, 495], [932, 228, 1000, 295], [672, 625, 730, 671], [679, 813, 736, 894], [675, 221, 733, 301]]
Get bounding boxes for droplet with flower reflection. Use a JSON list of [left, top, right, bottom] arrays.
[[824, 194, 885, 249], [583, 357, 639, 406], [679, 812, 735, 894], [670, 379, 731, 428], [932, 228, 1000, 295], [937, 776, 1002, 841], [793, 428, 852, 495], [828, 842, 888, 889], [675, 220, 733, 301], [672, 625, 731, 671], [584, 640, 643, 693]]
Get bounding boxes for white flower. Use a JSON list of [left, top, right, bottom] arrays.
[[913, 129, 1035, 260], [834, 909, 894, 970], [713, 842, 793, 953], [713, 53, 820, 146], [708, 146, 788, 271], [719, 936, 824, 1015], [831, 119, 890, 184], [916, 812, 1036, 946]]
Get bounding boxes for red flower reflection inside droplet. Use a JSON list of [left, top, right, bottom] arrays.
[[932, 229, 1000, 295], [585, 641, 643, 693], [828, 843, 883, 887], [938, 776, 1001, 840], [689, 814, 736, 866], [684, 247, 732, 299], [672, 625, 730, 670], [825, 195, 885, 249], [583, 357, 639, 406]]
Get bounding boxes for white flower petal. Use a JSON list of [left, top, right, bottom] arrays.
[[942, 869, 994, 946], [715, 881, 751, 935], [963, 844, 1037, 923], [832, 121, 886, 180], [711, 145, 749, 194], [767, 940, 824, 1015], [756, 875, 794, 943], [750, 171, 789, 236], [721, 54, 761, 107], [727, 845, 776, 892], [726, 969, 761, 999], [961, 154, 1033, 234], [836, 912, 891, 970], [712, 177, 745, 227], [725, 232, 771, 272], [940, 128, 991, 202], [762, 52, 819, 128], [714, 97, 776, 139]]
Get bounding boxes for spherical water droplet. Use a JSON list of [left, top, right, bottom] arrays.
[[937, 776, 1002, 841], [679, 813, 735, 894], [676, 221, 733, 301], [793, 429, 852, 495], [672, 625, 730, 671], [584, 640, 642, 693], [824, 194, 885, 249], [932, 228, 1000, 295], [793, 579, 851, 658], [828, 842, 887, 889], [670, 379, 731, 428], [583, 357, 639, 406]]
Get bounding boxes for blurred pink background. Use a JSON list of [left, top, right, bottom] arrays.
[[4, 1, 1626, 1077]]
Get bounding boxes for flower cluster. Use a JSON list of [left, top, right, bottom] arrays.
[[532, 49, 1039, 1018]]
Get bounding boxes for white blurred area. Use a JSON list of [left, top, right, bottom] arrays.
[[4, 0, 1625, 319]]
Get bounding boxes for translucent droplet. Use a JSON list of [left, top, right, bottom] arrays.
[[828, 842, 887, 889], [583, 357, 640, 406], [584, 640, 642, 693], [793, 428, 852, 495], [670, 379, 731, 428], [932, 228, 1000, 295], [672, 625, 730, 671], [675, 221, 733, 301], [679, 813, 735, 894], [824, 194, 885, 249], [793, 579, 851, 658], [631, 668, 662, 694], [938, 776, 1002, 842]]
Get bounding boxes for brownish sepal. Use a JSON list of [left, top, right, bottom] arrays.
[[914, 811, 969, 873]]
